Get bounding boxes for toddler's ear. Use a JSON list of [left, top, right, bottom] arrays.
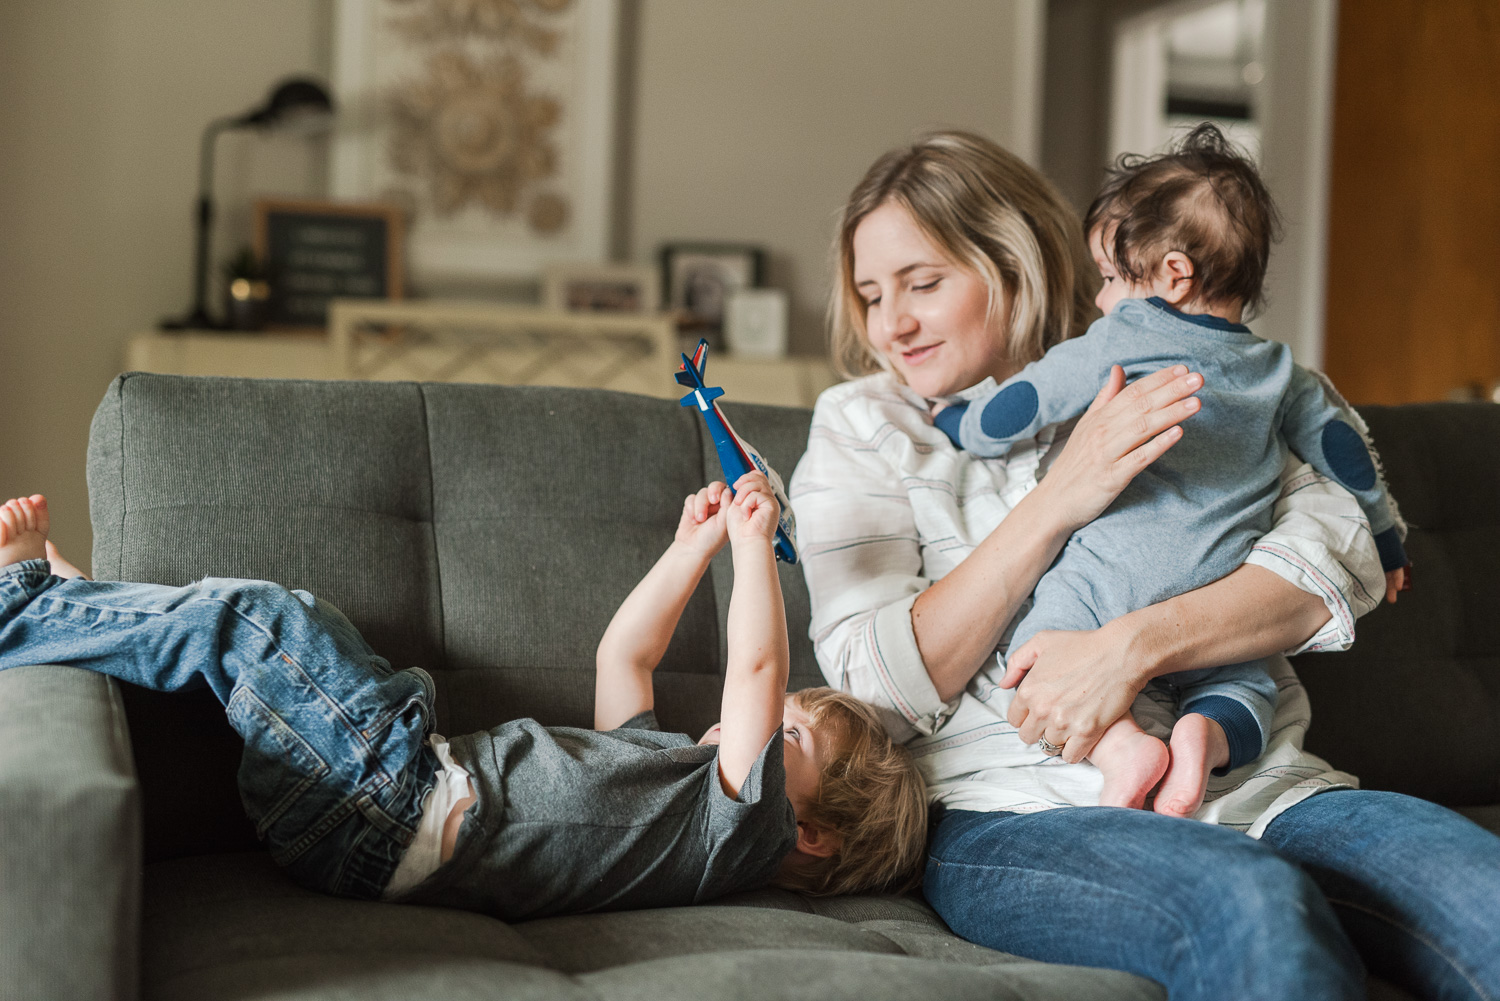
[[1157, 251, 1197, 304], [795, 820, 842, 859]]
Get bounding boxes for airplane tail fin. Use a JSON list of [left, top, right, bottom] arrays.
[[674, 339, 709, 388]]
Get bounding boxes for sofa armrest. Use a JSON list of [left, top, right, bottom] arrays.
[[0, 666, 141, 1001]]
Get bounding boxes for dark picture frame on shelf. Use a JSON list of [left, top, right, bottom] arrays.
[[253, 198, 405, 330], [659, 243, 765, 348]]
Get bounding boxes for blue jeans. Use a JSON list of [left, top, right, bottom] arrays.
[[926, 792, 1500, 1001], [0, 560, 437, 899]]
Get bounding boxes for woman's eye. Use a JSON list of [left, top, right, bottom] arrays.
[[864, 297, 880, 309], [913, 278, 940, 292]]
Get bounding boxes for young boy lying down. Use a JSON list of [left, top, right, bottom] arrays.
[[0, 477, 926, 918]]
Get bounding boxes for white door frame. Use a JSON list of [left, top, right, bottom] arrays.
[[1106, 0, 1339, 366]]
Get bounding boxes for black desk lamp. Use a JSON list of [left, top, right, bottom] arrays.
[[161, 77, 335, 330]]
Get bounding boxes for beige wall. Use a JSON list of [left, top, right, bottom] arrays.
[[628, 0, 1040, 355], [0, 1, 333, 565], [0, 0, 1040, 564]]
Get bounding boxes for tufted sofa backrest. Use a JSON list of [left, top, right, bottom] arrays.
[[1294, 403, 1500, 807], [87, 376, 1500, 860], [89, 374, 818, 862]]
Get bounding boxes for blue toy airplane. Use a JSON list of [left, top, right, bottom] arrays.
[[676, 339, 799, 564]]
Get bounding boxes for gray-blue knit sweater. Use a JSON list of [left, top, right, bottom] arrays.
[[939, 297, 1405, 614]]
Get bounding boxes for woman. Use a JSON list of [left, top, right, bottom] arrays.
[[791, 131, 1500, 1001]]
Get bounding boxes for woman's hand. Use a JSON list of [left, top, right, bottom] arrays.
[[999, 623, 1145, 763], [1036, 365, 1203, 533]]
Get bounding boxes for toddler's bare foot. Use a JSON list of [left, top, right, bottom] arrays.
[[1152, 713, 1228, 818], [1092, 726, 1170, 811], [45, 541, 88, 580], [0, 495, 49, 566]]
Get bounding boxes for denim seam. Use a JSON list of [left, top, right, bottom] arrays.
[[275, 774, 385, 865], [217, 602, 396, 787], [1326, 896, 1493, 1001], [226, 685, 332, 839], [927, 859, 1207, 999]]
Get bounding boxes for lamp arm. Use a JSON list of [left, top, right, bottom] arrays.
[[188, 116, 240, 325]]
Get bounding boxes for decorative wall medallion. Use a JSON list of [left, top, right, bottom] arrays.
[[333, 0, 617, 280]]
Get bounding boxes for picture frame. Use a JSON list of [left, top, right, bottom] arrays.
[[542, 262, 660, 313], [659, 243, 766, 347], [252, 198, 405, 330], [330, 0, 620, 282]]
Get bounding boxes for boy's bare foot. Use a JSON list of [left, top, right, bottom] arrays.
[[1091, 720, 1170, 810], [44, 541, 88, 580], [0, 495, 49, 567], [1152, 713, 1228, 818]]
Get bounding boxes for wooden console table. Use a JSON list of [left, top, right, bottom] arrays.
[[127, 302, 838, 409]]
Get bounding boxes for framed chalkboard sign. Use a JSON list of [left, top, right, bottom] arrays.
[[253, 198, 404, 329]]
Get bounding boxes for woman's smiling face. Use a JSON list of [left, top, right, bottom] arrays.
[[852, 200, 1015, 399]]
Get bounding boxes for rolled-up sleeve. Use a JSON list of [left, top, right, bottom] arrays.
[[1246, 454, 1387, 655], [789, 393, 957, 741]]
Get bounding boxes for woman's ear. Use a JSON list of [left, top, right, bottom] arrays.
[[795, 820, 842, 859], [1156, 252, 1197, 305]]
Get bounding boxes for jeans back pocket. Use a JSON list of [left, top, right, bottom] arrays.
[[227, 686, 332, 840]]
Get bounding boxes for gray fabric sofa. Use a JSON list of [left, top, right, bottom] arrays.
[[1, 372, 1496, 1001]]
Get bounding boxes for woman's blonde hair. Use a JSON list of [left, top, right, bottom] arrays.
[[771, 687, 928, 897], [829, 130, 1098, 381]]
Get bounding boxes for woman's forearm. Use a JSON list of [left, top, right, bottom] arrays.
[[1109, 563, 1332, 688], [913, 483, 1074, 701]]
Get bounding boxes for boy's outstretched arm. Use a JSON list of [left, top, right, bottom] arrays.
[[594, 482, 730, 730], [715, 472, 791, 799]]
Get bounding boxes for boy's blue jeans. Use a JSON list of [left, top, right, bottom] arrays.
[[0, 560, 437, 899]]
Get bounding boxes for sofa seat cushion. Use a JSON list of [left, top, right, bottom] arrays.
[[142, 853, 1163, 1001]]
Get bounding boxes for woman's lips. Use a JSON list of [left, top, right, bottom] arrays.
[[902, 343, 940, 365]]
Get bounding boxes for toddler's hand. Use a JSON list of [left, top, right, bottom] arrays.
[[725, 471, 779, 546], [1384, 566, 1408, 604], [676, 481, 730, 556]]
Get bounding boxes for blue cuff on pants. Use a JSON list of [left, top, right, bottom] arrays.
[[1184, 695, 1264, 774], [1374, 527, 1408, 572]]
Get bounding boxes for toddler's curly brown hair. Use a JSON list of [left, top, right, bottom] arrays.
[[1085, 122, 1282, 319]]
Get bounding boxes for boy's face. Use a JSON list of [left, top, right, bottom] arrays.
[[698, 695, 827, 816]]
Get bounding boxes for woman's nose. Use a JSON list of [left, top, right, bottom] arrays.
[[884, 299, 919, 339]]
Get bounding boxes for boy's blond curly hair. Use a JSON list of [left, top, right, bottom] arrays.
[[771, 687, 928, 897]]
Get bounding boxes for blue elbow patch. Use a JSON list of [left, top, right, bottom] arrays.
[[1321, 420, 1377, 491], [979, 382, 1040, 440]]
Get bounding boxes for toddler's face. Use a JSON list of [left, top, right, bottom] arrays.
[[698, 695, 826, 816]]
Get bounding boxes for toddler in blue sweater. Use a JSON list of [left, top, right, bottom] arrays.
[[935, 124, 1407, 816]]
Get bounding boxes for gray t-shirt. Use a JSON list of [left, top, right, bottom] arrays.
[[395, 711, 797, 920]]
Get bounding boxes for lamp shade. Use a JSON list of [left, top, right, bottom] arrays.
[[235, 77, 334, 128]]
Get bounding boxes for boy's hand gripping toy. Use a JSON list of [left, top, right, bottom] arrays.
[[676, 339, 799, 564]]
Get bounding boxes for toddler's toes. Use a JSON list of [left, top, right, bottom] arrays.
[[28, 495, 49, 536], [17, 497, 38, 533]]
